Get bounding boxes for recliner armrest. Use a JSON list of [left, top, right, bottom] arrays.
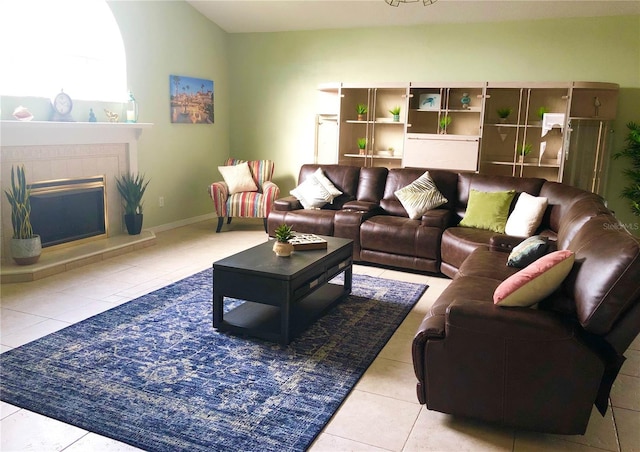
[[274, 196, 302, 211], [421, 209, 450, 229], [489, 234, 525, 253], [446, 299, 574, 340]]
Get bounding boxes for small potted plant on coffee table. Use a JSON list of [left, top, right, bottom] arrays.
[[273, 224, 294, 257]]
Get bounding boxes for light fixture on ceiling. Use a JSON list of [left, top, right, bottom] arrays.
[[385, 0, 437, 6]]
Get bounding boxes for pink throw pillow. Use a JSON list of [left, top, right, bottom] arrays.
[[493, 250, 575, 307]]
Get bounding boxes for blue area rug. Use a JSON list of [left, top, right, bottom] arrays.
[[1, 269, 427, 451]]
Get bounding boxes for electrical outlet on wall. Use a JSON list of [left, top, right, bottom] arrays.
[[159, 196, 165, 207]]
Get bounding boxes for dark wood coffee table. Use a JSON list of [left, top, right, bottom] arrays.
[[213, 236, 353, 345]]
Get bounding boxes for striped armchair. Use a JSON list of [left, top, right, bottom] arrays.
[[208, 158, 280, 233]]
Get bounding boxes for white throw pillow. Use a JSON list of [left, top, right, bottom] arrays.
[[313, 168, 342, 203], [290, 175, 333, 209], [394, 171, 448, 220], [218, 162, 258, 194], [505, 192, 548, 237]]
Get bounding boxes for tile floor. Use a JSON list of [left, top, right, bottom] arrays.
[[1, 220, 638, 452]]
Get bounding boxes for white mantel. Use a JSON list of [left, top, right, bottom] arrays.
[[1, 121, 152, 173], [0, 120, 153, 263]]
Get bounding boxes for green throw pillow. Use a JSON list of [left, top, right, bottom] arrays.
[[459, 189, 516, 233]]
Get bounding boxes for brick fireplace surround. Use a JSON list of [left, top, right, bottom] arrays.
[[0, 121, 154, 282]]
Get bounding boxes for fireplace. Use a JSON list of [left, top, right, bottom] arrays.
[[29, 176, 108, 248]]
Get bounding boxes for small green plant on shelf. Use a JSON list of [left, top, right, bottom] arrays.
[[438, 115, 452, 133], [518, 143, 533, 160], [537, 106, 548, 120], [497, 107, 512, 120], [357, 137, 367, 154], [356, 104, 368, 120], [613, 121, 640, 216], [274, 224, 294, 243], [389, 106, 401, 115]]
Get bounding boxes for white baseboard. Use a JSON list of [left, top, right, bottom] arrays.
[[149, 213, 217, 233]]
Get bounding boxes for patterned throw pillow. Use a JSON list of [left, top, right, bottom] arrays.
[[313, 168, 342, 203], [494, 250, 575, 307], [507, 235, 549, 268], [459, 189, 516, 233], [394, 171, 448, 220], [218, 162, 258, 194], [290, 175, 333, 209]]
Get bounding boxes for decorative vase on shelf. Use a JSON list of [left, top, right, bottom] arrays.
[[461, 93, 471, 110], [357, 114, 365, 121], [392, 114, 400, 122]]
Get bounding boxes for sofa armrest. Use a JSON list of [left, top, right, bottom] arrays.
[[342, 200, 381, 213], [209, 181, 229, 217], [274, 196, 302, 211], [421, 208, 451, 228], [489, 234, 526, 253], [445, 299, 575, 340], [261, 181, 281, 213]]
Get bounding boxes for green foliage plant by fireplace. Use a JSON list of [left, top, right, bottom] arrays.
[[613, 121, 640, 216], [116, 173, 150, 215], [4, 165, 35, 239]]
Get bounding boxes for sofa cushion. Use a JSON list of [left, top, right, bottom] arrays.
[[505, 192, 548, 237], [494, 250, 575, 307], [297, 164, 360, 210], [459, 189, 516, 233], [457, 248, 519, 281], [507, 235, 550, 268], [394, 171, 448, 220], [361, 216, 441, 260], [218, 162, 258, 194]]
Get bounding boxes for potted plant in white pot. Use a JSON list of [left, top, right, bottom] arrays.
[[115, 173, 149, 235], [4, 165, 41, 265]]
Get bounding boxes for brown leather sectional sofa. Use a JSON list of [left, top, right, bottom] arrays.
[[267, 164, 640, 435]]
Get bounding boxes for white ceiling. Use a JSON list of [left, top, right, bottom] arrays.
[[186, 0, 640, 33]]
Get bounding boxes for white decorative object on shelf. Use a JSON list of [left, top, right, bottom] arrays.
[[418, 93, 440, 111], [541, 113, 565, 137]]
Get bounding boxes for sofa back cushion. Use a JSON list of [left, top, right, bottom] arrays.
[[357, 167, 389, 203], [455, 173, 545, 223], [549, 215, 640, 335], [381, 168, 457, 217], [539, 181, 604, 235], [298, 164, 361, 210]]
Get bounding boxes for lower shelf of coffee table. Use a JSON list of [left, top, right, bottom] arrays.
[[218, 282, 347, 343]]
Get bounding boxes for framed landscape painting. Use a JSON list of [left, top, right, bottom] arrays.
[[170, 75, 214, 124]]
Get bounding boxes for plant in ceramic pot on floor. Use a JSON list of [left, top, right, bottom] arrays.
[[4, 165, 41, 265], [116, 173, 150, 235], [273, 224, 294, 257]]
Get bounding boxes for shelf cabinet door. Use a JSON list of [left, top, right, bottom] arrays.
[[404, 135, 479, 172]]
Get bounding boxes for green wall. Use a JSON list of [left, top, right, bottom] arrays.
[[107, 1, 229, 228], [2, 5, 639, 232], [228, 14, 640, 230]]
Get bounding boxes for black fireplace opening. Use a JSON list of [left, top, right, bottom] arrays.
[[29, 177, 107, 248]]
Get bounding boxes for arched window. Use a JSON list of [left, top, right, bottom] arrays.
[[0, 0, 127, 102]]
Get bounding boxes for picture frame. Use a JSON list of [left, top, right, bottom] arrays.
[[170, 75, 214, 124], [418, 93, 441, 111]]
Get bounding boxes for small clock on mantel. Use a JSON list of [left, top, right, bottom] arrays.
[[50, 89, 75, 122]]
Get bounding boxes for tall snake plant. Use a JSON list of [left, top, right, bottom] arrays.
[[4, 165, 35, 239]]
